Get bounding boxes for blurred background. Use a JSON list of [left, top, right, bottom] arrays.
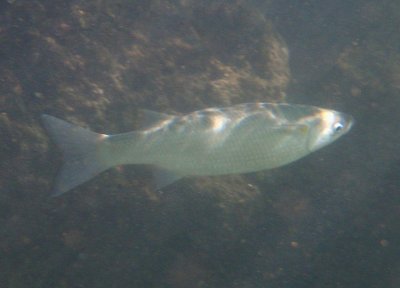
[[1, 0, 400, 287]]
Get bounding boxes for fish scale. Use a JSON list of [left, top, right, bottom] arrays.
[[42, 103, 353, 196]]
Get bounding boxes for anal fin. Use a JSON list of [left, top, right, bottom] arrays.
[[152, 167, 182, 190]]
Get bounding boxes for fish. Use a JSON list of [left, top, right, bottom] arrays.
[[41, 103, 353, 196]]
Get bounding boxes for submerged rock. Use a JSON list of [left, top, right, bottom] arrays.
[[0, 1, 292, 287]]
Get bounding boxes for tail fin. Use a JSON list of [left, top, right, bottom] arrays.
[[41, 114, 111, 196]]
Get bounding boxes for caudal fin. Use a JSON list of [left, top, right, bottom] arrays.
[[41, 114, 110, 196]]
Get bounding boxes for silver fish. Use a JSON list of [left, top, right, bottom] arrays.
[[42, 103, 353, 196]]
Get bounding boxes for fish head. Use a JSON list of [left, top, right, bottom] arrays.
[[307, 108, 353, 152]]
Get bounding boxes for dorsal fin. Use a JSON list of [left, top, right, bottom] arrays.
[[139, 109, 174, 129]]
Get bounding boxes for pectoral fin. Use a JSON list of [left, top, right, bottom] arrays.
[[278, 124, 309, 136]]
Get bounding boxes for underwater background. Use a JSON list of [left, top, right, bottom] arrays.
[[1, 0, 400, 287]]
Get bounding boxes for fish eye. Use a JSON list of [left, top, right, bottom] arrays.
[[333, 122, 344, 133]]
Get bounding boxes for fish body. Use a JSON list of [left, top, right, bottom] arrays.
[[42, 103, 353, 196]]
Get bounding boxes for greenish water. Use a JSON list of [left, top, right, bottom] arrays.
[[1, 1, 400, 287]]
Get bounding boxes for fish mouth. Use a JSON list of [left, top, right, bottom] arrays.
[[340, 112, 354, 134]]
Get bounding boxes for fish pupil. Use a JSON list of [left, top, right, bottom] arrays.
[[333, 122, 344, 133]]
